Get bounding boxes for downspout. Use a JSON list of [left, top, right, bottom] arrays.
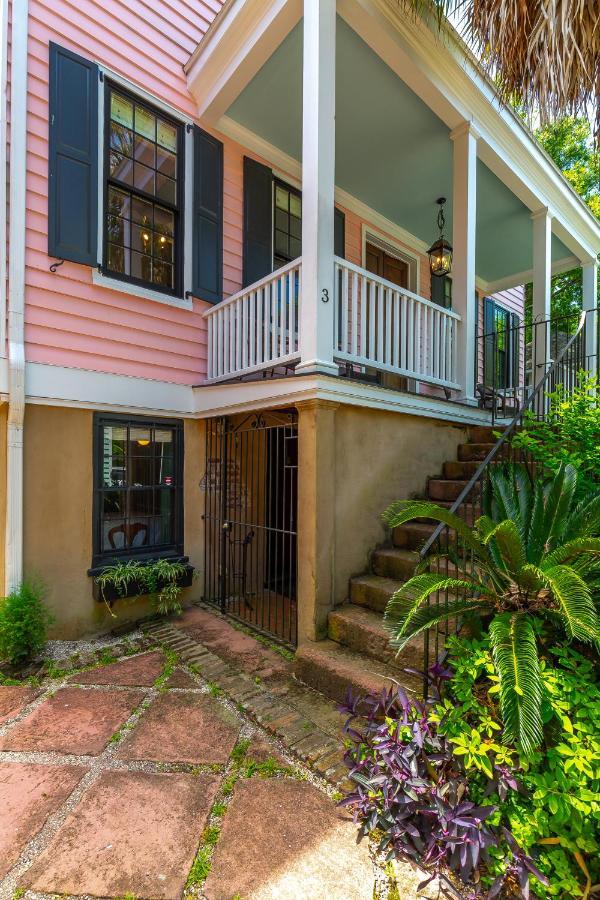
[[5, 0, 28, 592]]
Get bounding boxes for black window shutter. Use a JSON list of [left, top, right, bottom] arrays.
[[192, 125, 223, 305], [243, 157, 273, 287], [48, 42, 98, 265], [483, 298, 495, 387], [334, 207, 345, 259], [510, 312, 520, 389]]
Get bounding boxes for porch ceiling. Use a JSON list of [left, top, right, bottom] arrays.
[[226, 18, 572, 287]]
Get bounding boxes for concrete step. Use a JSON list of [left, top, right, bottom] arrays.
[[328, 604, 425, 670], [294, 639, 422, 705], [349, 574, 403, 613], [392, 522, 437, 551], [468, 426, 498, 444], [443, 459, 481, 480], [458, 442, 495, 462], [372, 547, 420, 580], [428, 478, 474, 502]]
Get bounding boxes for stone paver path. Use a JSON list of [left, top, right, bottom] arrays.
[[0, 642, 383, 900]]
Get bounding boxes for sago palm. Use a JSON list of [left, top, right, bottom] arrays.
[[382, 464, 600, 753]]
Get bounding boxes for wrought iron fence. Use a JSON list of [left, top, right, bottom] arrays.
[[421, 306, 598, 696]]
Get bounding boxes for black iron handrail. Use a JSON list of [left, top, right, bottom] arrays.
[[420, 308, 588, 561]]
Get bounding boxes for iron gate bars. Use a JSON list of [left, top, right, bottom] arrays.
[[203, 410, 298, 647]]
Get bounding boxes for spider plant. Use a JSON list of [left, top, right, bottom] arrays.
[[382, 464, 600, 753]]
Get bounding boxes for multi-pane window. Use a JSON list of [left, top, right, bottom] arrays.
[[273, 181, 302, 269], [93, 415, 183, 567], [104, 85, 182, 294]]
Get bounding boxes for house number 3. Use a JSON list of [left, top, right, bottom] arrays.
[[321, 288, 330, 303]]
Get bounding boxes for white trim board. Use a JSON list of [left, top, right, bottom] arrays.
[[17, 361, 491, 427]]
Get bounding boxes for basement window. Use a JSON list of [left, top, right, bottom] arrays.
[[92, 414, 184, 567]]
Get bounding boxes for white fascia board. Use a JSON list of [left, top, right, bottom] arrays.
[[186, 0, 302, 123], [25, 363, 195, 417], [193, 373, 491, 425]]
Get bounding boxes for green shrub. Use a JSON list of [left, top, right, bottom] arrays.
[[510, 371, 600, 492], [0, 581, 53, 666], [434, 636, 600, 897], [383, 463, 600, 753]]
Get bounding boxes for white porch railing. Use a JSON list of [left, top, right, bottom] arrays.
[[333, 256, 461, 389], [205, 259, 301, 382]]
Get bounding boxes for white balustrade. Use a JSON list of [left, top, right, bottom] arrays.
[[333, 256, 461, 389], [204, 259, 301, 382]]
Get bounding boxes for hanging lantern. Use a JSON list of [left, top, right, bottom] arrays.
[[427, 197, 453, 278]]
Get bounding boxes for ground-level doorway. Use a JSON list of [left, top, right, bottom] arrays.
[[202, 410, 298, 647]]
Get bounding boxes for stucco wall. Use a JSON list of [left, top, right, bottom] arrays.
[[22, 404, 204, 639], [0, 403, 7, 592], [332, 406, 466, 602]]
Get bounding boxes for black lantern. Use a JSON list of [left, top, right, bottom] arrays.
[[427, 197, 453, 277]]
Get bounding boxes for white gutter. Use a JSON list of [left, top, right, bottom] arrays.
[[5, 0, 28, 592]]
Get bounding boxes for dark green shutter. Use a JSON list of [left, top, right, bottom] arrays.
[[48, 42, 98, 265], [334, 207, 345, 258], [243, 157, 273, 287], [509, 312, 520, 389], [483, 297, 495, 387], [192, 126, 223, 304]]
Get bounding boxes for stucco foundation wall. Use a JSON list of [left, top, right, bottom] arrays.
[[22, 405, 204, 639], [0, 403, 7, 592], [331, 406, 466, 604]]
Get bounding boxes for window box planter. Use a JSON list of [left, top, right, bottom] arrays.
[[91, 562, 194, 604]]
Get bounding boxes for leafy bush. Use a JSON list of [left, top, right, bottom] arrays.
[[95, 558, 189, 616], [382, 463, 600, 752], [339, 673, 548, 898], [433, 637, 600, 898], [0, 581, 53, 666], [510, 372, 600, 492]]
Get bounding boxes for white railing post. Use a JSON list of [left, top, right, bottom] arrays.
[[531, 207, 552, 383], [582, 258, 598, 379], [296, 0, 337, 375], [450, 122, 478, 402]]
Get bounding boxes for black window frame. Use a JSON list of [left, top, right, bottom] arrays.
[[102, 81, 185, 298], [91, 413, 184, 570], [272, 178, 302, 270]]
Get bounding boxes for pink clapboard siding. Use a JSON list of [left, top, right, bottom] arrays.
[[25, 0, 224, 385]]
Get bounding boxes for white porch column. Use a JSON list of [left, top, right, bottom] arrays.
[[582, 258, 598, 378], [531, 208, 552, 382], [296, 0, 337, 375], [450, 122, 478, 401]]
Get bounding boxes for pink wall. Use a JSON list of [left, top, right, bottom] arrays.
[[25, 0, 222, 385]]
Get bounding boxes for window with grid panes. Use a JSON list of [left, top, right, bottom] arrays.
[[273, 181, 302, 269], [103, 85, 182, 294], [92, 415, 183, 567]]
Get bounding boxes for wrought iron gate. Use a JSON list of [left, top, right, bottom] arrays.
[[202, 410, 298, 646]]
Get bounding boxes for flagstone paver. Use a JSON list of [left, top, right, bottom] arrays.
[[0, 763, 86, 878], [0, 685, 39, 724], [69, 650, 165, 686], [118, 691, 241, 764], [204, 777, 375, 900], [24, 770, 220, 899], [0, 687, 144, 755], [163, 667, 199, 689]]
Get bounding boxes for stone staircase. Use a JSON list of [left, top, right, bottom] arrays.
[[294, 425, 496, 703]]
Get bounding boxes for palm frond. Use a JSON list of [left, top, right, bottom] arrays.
[[544, 537, 600, 569], [566, 494, 600, 538], [385, 594, 492, 652], [527, 478, 548, 565], [538, 564, 599, 644], [384, 572, 494, 646], [489, 612, 543, 754], [543, 464, 578, 547], [382, 500, 489, 559], [482, 519, 527, 575]]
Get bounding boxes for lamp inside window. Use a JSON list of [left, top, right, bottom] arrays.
[[428, 197, 453, 278]]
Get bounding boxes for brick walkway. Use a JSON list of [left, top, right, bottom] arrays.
[[0, 607, 435, 899]]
